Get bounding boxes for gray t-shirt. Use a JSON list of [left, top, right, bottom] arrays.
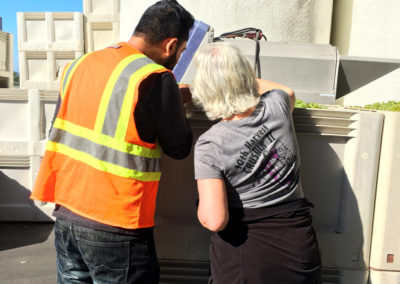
[[194, 89, 304, 208]]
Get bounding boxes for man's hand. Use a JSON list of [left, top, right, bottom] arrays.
[[179, 83, 192, 104]]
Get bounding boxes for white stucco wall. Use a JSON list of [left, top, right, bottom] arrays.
[[332, 0, 400, 58], [332, 0, 400, 106], [120, 0, 333, 44]]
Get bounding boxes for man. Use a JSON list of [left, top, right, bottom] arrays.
[[30, 1, 194, 283]]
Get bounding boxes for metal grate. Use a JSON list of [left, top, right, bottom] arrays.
[[293, 108, 357, 137], [159, 260, 209, 284], [0, 156, 30, 168]]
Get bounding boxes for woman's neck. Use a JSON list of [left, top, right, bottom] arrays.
[[221, 106, 256, 121]]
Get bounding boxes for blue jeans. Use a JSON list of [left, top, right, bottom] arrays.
[[54, 218, 160, 283]]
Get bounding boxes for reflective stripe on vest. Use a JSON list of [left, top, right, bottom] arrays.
[[94, 54, 151, 137], [50, 53, 165, 181], [60, 54, 90, 100]]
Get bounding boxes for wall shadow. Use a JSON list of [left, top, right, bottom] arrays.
[[297, 133, 367, 281], [0, 222, 54, 251], [0, 170, 53, 251]]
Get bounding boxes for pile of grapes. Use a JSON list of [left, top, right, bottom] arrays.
[[295, 100, 400, 112], [361, 101, 400, 112], [294, 99, 328, 109]]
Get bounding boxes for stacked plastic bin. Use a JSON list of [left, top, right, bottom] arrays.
[[369, 111, 400, 283], [17, 12, 84, 90], [83, 0, 120, 53], [6, 2, 121, 223], [0, 88, 58, 221], [8, 11, 85, 220], [0, 30, 13, 88]]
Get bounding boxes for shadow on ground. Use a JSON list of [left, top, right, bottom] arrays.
[[0, 222, 54, 251]]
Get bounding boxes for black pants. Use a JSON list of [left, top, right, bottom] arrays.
[[208, 206, 322, 284]]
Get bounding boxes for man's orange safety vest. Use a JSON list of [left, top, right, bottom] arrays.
[[31, 42, 169, 229]]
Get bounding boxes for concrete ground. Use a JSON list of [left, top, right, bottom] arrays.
[[0, 222, 210, 284], [0, 222, 348, 283], [0, 222, 57, 284]]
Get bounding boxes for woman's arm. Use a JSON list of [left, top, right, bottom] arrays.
[[197, 178, 229, 232], [256, 78, 296, 112]]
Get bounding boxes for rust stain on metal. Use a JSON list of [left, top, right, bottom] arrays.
[[387, 254, 395, 263]]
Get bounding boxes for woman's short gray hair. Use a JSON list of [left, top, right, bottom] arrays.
[[192, 42, 260, 120]]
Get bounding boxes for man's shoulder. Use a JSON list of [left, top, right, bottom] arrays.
[[139, 69, 172, 85]]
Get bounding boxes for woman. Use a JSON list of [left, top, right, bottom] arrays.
[[192, 43, 321, 284]]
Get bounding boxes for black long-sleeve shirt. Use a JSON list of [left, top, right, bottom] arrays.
[[52, 70, 193, 232], [135, 72, 192, 159]]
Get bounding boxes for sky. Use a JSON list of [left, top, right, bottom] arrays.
[[1, 0, 83, 72]]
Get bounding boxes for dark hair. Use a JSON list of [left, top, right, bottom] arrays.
[[133, 0, 194, 44]]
